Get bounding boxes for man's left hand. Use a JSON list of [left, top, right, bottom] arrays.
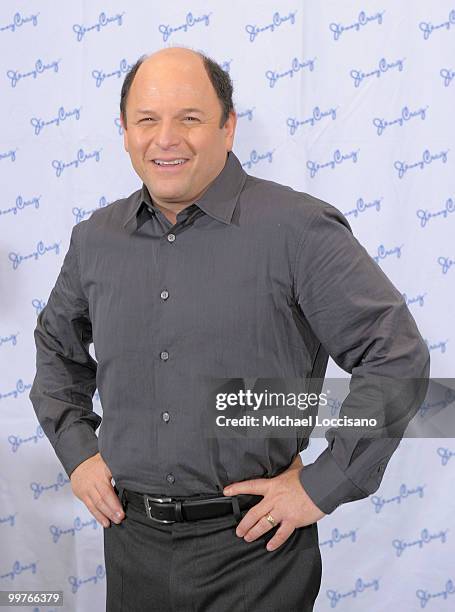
[[223, 463, 326, 551]]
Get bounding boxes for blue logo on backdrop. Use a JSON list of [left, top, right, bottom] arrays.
[[30, 473, 70, 500], [49, 517, 98, 543], [32, 298, 46, 315], [0, 332, 18, 347], [344, 197, 382, 218], [320, 528, 357, 549], [438, 447, 455, 466], [245, 10, 297, 42], [372, 243, 404, 264], [31, 106, 81, 136], [0, 12, 39, 32], [287, 106, 337, 135], [438, 256, 455, 274], [416, 579, 455, 608], [7, 59, 60, 88], [52, 148, 102, 177], [114, 117, 123, 135], [417, 198, 454, 227], [326, 578, 380, 608], [419, 10, 455, 40], [420, 389, 455, 419], [0, 195, 41, 217], [402, 292, 426, 307], [329, 10, 385, 41], [394, 149, 449, 179], [371, 483, 425, 513], [392, 528, 449, 557], [158, 12, 212, 42], [306, 149, 359, 178], [350, 57, 404, 88], [73, 197, 111, 223], [241, 149, 275, 169], [0, 149, 17, 162], [8, 426, 44, 453], [327, 397, 342, 416], [373, 105, 428, 136], [68, 565, 105, 593], [237, 108, 255, 122], [440, 67, 455, 87], [0, 561, 37, 581], [0, 379, 31, 400], [266, 56, 316, 88], [8, 240, 61, 269], [425, 339, 448, 354], [0, 513, 16, 527], [92, 59, 133, 88], [72, 12, 125, 42]]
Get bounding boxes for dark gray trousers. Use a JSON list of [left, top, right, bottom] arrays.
[[104, 486, 322, 612]]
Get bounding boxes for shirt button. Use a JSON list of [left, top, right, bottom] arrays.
[[160, 290, 169, 300], [167, 233, 176, 243], [160, 351, 169, 361], [166, 473, 175, 484], [162, 411, 170, 422]]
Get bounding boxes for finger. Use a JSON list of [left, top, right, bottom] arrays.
[[243, 514, 279, 543], [87, 484, 124, 525], [224, 478, 268, 497], [266, 523, 295, 551], [235, 499, 272, 537], [84, 497, 111, 528], [96, 480, 125, 520]]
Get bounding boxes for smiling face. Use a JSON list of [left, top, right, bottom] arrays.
[[121, 48, 237, 211]]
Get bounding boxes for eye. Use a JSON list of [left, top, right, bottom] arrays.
[[184, 116, 199, 122]]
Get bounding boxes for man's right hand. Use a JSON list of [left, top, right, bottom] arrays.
[[70, 452, 125, 528]]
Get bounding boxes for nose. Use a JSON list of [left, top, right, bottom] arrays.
[[154, 119, 182, 150]]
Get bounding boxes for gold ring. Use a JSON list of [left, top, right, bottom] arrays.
[[265, 513, 277, 527]]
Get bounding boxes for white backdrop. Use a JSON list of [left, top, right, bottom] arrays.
[[1, 1, 454, 611]]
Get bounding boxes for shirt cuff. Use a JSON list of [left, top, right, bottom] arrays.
[[54, 424, 99, 478], [298, 446, 368, 514]]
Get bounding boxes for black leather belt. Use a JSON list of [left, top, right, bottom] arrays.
[[123, 488, 263, 524]]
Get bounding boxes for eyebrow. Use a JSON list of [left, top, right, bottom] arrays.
[[136, 108, 205, 115]]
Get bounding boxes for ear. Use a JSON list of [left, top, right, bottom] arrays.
[[120, 114, 129, 153], [224, 110, 237, 151]]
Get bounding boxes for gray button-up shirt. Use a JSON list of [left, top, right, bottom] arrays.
[[29, 150, 430, 514]]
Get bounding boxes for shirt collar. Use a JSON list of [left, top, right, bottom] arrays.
[[123, 150, 247, 231]]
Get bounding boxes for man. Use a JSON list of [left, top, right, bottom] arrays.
[[30, 46, 429, 611]]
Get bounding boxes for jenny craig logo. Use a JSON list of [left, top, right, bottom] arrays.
[[438, 447, 455, 466], [326, 577, 380, 608], [372, 243, 403, 264], [0, 195, 41, 217], [438, 257, 455, 274], [419, 9, 455, 40], [0, 560, 37, 581], [344, 197, 382, 219], [425, 339, 448, 354], [287, 106, 337, 135], [241, 149, 274, 169], [440, 67, 455, 87], [92, 59, 133, 87], [0, 11, 39, 33], [6, 58, 60, 88], [370, 483, 425, 514], [393, 149, 449, 179], [0, 512, 16, 527], [417, 198, 454, 228], [392, 528, 449, 558], [0, 379, 31, 400], [0, 332, 18, 348], [306, 149, 359, 178], [158, 12, 211, 42], [0, 149, 17, 162], [266, 56, 316, 88], [373, 105, 428, 136], [30, 472, 70, 500], [416, 579, 455, 609], [329, 10, 385, 41], [8, 426, 44, 453], [49, 516, 97, 543], [350, 57, 404, 88], [402, 292, 426, 308], [245, 10, 297, 42], [52, 148, 102, 177], [72, 12, 125, 42], [8, 240, 61, 270], [320, 528, 357, 549], [68, 565, 105, 594], [73, 196, 111, 223], [32, 298, 46, 315], [31, 106, 81, 136]]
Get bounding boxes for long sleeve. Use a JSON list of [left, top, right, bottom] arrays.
[[295, 202, 430, 515], [29, 222, 101, 478]]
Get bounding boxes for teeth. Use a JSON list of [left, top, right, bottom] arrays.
[[154, 159, 187, 166]]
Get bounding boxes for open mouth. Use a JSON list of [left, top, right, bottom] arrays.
[[151, 158, 190, 170]]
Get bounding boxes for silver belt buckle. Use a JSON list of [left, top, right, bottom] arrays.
[[143, 495, 176, 523]]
